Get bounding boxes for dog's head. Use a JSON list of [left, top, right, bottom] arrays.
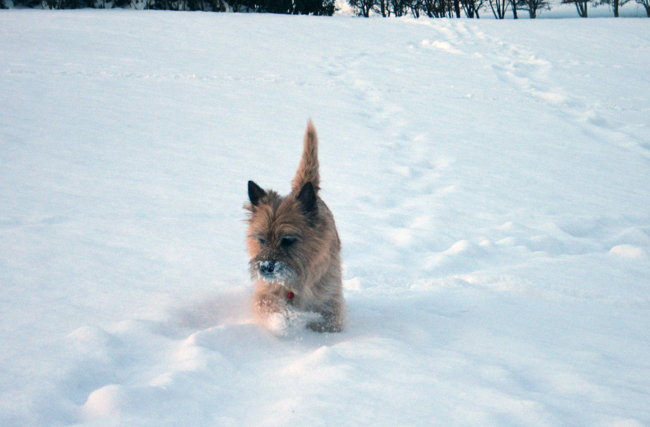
[[244, 180, 321, 288]]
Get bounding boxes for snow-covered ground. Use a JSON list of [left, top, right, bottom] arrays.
[[1, 10, 649, 427]]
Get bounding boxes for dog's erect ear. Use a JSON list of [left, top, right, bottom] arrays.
[[248, 181, 266, 206], [297, 182, 317, 214]]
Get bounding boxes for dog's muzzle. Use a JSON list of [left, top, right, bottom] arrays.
[[260, 260, 278, 276], [256, 260, 292, 283]]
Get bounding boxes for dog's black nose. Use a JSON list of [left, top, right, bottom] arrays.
[[260, 261, 276, 275]]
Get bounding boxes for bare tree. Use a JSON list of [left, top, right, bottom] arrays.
[[635, 0, 650, 15], [511, 0, 518, 16], [599, 0, 629, 16], [389, 0, 408, 15], [422, 0, 452, 16], [348, 0, 375, 15], [517, 0, 548, 16], [377, 0, 389, 15], [410, 0, 423, 16], [453, 0, 461, 15], [562, 0, 588, 16], [44, 0, 95, 9], [460, 0, 483, 16], [489, 0, 508, 17]]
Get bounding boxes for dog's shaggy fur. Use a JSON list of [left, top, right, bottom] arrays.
[[244, 121, 344, 333]]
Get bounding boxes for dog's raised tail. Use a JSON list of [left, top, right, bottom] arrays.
[[292, 119, 320, 194]]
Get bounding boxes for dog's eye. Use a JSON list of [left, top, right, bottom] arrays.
[[257, 238, 266, 245], [280, 237, 297, 247]]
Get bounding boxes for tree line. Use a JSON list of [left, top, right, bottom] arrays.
[[1, 0, 648, 17], [350, 0, 648, 17], [1, 0, 334, 13]]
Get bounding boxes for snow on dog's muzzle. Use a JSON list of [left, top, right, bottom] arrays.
[[256, 260, 291, 283]]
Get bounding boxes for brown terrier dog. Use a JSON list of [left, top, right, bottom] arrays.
[[244, 120, 344, 333]]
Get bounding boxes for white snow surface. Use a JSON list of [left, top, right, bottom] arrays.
[[1, 10, 650, 427]]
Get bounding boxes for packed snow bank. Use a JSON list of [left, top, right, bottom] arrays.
[[1, 11, 649, 427]]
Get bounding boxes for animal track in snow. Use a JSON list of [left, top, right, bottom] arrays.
[[420, 39, 462, 55], [463, 26, 650, 161]]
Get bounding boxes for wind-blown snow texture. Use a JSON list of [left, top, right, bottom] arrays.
[[1, 11, 649, 427]]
